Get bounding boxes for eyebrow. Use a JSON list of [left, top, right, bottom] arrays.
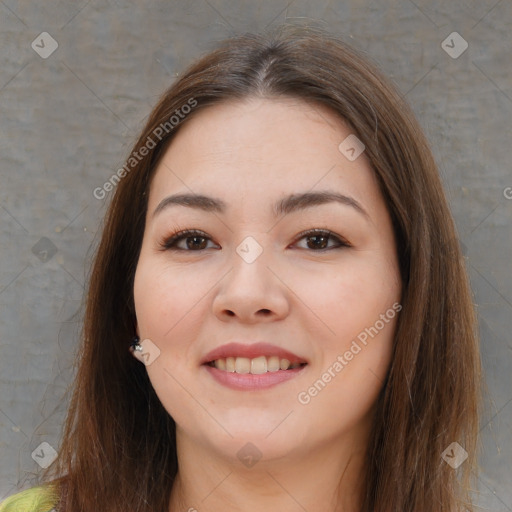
[[152, 190, 369, 220]]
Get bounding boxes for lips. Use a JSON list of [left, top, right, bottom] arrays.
[[201, 342, 308, 375]]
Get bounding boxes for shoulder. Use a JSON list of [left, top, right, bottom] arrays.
[[0, 484, 59, 512]]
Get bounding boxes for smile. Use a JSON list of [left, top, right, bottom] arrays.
[[201, 342, 308, 390], [207, 355, 306, 374]]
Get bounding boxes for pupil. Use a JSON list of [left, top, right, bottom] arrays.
[[188, 236, 206, 249], [308, 235, 327, 249]]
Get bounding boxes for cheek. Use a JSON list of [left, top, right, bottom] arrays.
[[133, 256, 211, 340], [292, 253, 400, 423], [289, 254, 400, 352], [297, 312, 397, 431], [133, 258, 209, 425]]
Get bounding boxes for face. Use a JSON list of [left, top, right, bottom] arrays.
[[133, 97, 401, 464]]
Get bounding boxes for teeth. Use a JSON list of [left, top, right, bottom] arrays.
[[267, 356, 280, 372], [226, 356, 236, 372], [210, 355, 304, 374], [251, 356, 267, 374], [235, 357, 251, 374], [214, 358, 226, 370]]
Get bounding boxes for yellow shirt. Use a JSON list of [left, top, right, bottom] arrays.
[[0, 484, 59, 512]]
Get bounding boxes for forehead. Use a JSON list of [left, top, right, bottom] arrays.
[[148, 97, 379, 212]]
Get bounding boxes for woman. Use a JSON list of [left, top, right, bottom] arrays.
[[0, 26, 481, 512]]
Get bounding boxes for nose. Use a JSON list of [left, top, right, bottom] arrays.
[[211, 242, 290, 324]]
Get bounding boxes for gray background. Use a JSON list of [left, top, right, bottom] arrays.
[[0, 0, 511, 510]]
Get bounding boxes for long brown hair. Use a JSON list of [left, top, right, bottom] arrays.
[[42, 25, 481, 511]]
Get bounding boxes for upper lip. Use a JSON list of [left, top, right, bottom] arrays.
[[201, 342, 308, 365]]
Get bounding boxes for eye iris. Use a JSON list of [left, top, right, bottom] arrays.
[[307, 234, 329, 250], [187, 236, 207, 250]]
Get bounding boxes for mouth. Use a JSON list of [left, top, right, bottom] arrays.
[[206, 355, 307, 374], [201, 342, 308, 390]]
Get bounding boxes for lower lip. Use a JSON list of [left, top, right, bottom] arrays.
[[203, 364, 307, 390]]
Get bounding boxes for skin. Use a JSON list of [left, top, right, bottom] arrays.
[[133, 97, 402, 511]]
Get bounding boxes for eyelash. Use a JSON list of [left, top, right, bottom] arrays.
[[158, 228, 351, 252]]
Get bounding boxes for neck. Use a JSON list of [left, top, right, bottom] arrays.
[[168, 428, 369, 512]]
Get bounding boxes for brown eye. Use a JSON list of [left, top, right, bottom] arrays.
[[294, 229, 350, 251], [305, 233, 330, 250], [160, 230, 218, 251], [184, 235, 208, 250]]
